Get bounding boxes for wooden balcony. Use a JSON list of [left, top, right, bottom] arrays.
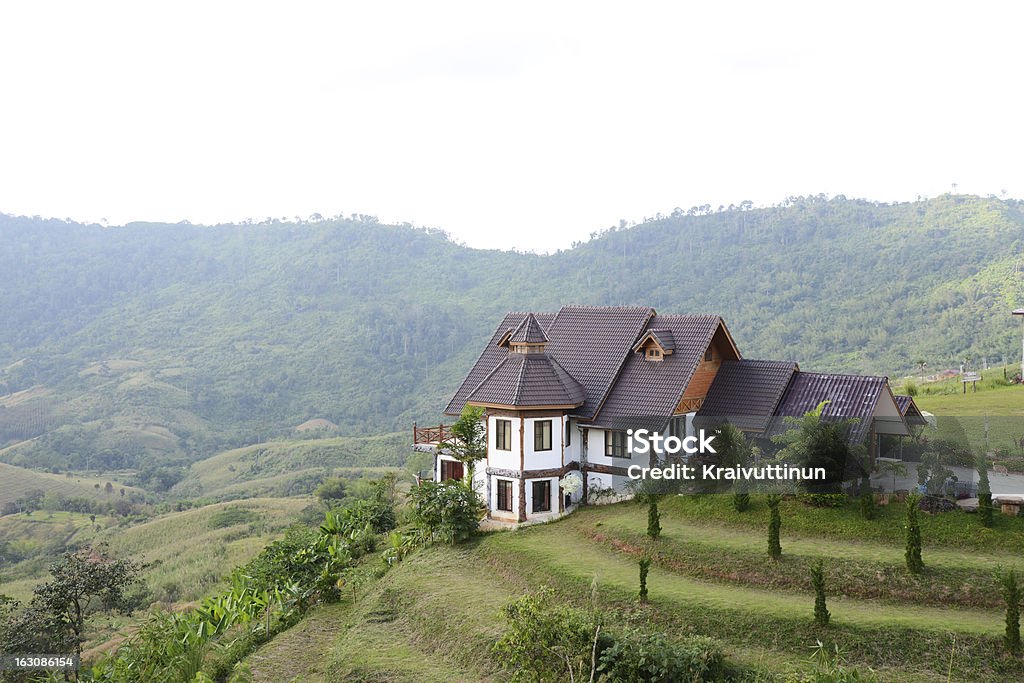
[[412, 422, 454, 447]]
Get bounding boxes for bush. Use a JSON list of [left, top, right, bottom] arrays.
[[208, 506, 259, 529], [767, 495, 782, 560], [647, 502, 661, 540], [598, 632, 725, 682], [811, 560, 829, 626], [733, 490, 750, 512], [639, 557, 650, 603], [1002, 569, 1022, 655], [408, 481, 482, 543], [905, 494, 924, 574], [797, 493, 847, 508]]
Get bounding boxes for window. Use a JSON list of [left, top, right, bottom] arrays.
[[496, 479, 513, 511], [704, 346, 714, 362], [605, 430, 628, 458], [532, 480, 551, 512], [495, 419, 512, 451], [669, 416, 686, 439], [646, 347, 662, 360], [534, 420, 552, 451], [565, 420, 571, 447], [439, 459, 464, 481]]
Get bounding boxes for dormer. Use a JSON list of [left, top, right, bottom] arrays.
[[499, 313, 549, 355], [632, 328, 675, 362]]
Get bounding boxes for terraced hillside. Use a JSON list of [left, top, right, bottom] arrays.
[[244, 496, 1024, 682]]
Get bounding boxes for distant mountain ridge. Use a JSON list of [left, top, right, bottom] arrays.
[[1, 194, 1022, 470]]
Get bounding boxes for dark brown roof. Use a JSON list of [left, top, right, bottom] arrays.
[[506, 313, 549, 345], [894, 394, 927, 425], [465, 352, 585, 408], [767, 372, 889, 445], [540, 306, 655, 420], [632, 328, 676, 353], [592, 315, 731, 430], [696, 359, 799, 431], [445, 312, 555, 415]]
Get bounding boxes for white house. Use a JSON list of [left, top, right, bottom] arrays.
[[414, 305, 916, 525]]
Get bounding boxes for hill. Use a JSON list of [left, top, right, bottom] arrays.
[[2, 194, 1023, 471], [0, 460, 140, 511]]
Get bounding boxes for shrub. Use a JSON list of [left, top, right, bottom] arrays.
[[858, 488, 875, 520], [408, 480, 483, 543], [208, 506, 259, 529], [733, 489, 750, 512], [1002, 569, 1022, 655], [598, 632, 725, 683], [639, 557, 650, 603], [797, 493, 847, 508], [811, 560, 830, 626], [905, 493, 924, 574], [767, 495, 782, 560], [647, 501, 661, 540]]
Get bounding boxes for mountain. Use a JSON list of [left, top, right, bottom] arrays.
[[2, 194, 1023, 471]]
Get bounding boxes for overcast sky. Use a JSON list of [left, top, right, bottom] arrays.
[[1, 2, 1021, 251]]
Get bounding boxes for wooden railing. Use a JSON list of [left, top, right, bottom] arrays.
[[412, 422, 452, 445]]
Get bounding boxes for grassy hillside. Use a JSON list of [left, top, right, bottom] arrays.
[[0, 460, 140, 510], [2, 194, 1024, 472], [242, 497, 1024, 682]]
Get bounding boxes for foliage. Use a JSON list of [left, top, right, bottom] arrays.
[[773, 410, 860, 493], [733, 491, 750, 513], [978, 454, 994, 528], [797, 494, 846, 509], [767, 495, 782, 560], [878, 460, 907, 493], [904, 493, 924, 574], [639, 557, 650, 604], [597, 631, 725, 683], [1003, 569, 1022, 656], [646, 501, 661, 540], [858, 487, 875, 521], [436, 406, 487, 482], [408, 480, 483, 543], [314, 477, 347, 504], [811, 560, 830, 626], [783, 641, 880, 682], [15, 546, 141, 660], [493, 587, 603, 683]]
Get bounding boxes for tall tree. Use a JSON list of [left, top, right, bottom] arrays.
[[977, 453, 994, 528], [905, 494, 924, 574], [767, 495, 782, 560]]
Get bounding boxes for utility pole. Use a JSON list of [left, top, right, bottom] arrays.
[[1014, 308, 1024, 379]]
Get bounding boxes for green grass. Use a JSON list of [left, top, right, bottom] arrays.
[[0, 460, 141, 509], [178, 435, 405, 500]]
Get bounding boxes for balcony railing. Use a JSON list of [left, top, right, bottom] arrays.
[[412, 422, 454, 446]]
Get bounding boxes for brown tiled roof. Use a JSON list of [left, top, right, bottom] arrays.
[[894, 394, 927, 425], [592, 315, 727, 431], [465, 352, 585, 408], [766, 372, 889, 445], [632, 328, 676, 353], [445, 312, 555, 415], [507, 313, 549, 345], [542, 306, 655, 420], [696, 359, 799, 432]]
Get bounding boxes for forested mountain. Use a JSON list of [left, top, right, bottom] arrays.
[[1, 195, 1023, 471]]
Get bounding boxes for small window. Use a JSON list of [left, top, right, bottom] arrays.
[[440, 460, 464, 481], [496, 479, 513, 512], [534, 420, 552, 451], [704, 346, 714, 362], [495, 419, 512, 451], [605, 430, 629, 458], [532, 480, 551, 512], [669, 416, 686, 439], [565, 420, 571, 447], [646, 347, 662, 360]]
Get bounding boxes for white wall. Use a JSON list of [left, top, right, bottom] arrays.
[[523, 415, 564, 470], [487, 414, 520, 470]]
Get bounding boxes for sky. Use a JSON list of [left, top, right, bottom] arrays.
[[1, 2, 1022, 252]]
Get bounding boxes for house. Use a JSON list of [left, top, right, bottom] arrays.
[[413, 305, 916, 524]]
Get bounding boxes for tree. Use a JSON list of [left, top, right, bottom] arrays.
[[1002, 569, 1022, 655], [639, 557, 651, 603], [773, 403, 860, 492], [437, 406, 487, 485], [811, 560, 830, 626], [714, 423, 753, 509], [767, 495, 782, 559], [30, 546, 140, 659], [977, 454, 994, 528], [647, 501, 661, 540], [314, 477, 348, 504], [905, 493, 924, 574]]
